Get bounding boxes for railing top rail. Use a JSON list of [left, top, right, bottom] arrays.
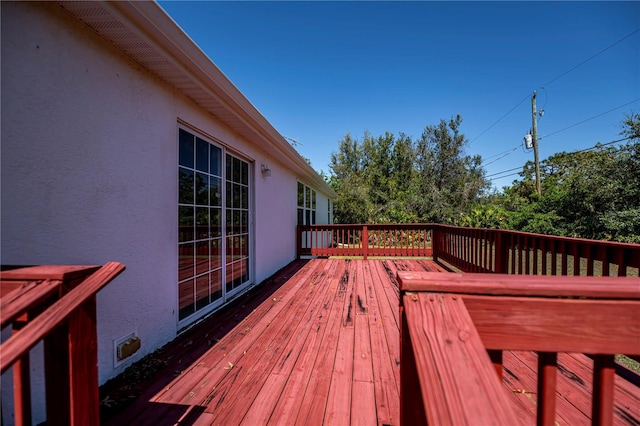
[[0, 279, 62, 327], [299, 223, 437, 228], [1, 265, 101, 282], [398, 271, 640, 299], [432, 224, 640, 249], [0, 261, 125, 373]]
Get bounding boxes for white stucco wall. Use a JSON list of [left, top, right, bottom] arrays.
[[1, 3, 332, 412]]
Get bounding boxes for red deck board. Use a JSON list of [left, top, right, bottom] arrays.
[[101, 259, 640, 426], [267, 261, 348, 425], [203, 260, 336, 423], [365, 262, 400, 426], [296, 261, 356, 425]]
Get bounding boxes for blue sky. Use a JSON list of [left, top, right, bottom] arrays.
[[159, 1, 639, 190]]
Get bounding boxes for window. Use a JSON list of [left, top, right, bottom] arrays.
[[297, 182, 316, 225]]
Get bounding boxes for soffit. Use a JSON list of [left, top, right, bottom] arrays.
[[55, 1, 336, 198]]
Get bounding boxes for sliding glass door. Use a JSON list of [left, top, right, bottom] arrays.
[[178, 128, 252, 324]]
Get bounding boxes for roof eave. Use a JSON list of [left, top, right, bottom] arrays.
[[57, 0, 336, 198]]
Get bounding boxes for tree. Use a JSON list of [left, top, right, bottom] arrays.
[[328, 115, 488, 225], [621, 111, 640, 141], [328, 133, 370, 224], [412, 115, 488, 224], [495, 131, 640, 242]]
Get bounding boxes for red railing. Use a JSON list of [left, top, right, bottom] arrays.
[[399, 272, 640, 425], [297, 224, 433, 259], [1, 262, 125, 426], [431, 224, 640, 277], [297, 224, 640, 277]]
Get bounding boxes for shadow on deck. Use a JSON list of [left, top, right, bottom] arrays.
[[100, 259, 640, 425]]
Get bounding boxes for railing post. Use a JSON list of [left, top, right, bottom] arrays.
[[296, 225, 301, 259], [537, 352, 557, 426], [67, 298, 100, 425], [494, 230, 508, 274], [13, 319, 32, 426], [362, 225, 368, 260], [592, 355, 616, 426], [430, 225, 438, 261]]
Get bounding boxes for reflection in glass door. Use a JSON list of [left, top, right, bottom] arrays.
[[225, 154, 250, 294], [178, 128, 252, 323]]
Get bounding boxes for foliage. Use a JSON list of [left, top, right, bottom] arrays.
[[486, 113, 640, 243], [326, 112, 639, 243], [328, 116, 489, 225]]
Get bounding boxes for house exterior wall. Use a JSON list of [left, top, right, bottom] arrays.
[[1, 3, 331, 410]]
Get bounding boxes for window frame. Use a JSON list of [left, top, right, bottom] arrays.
[[297, 182, 316, 226]]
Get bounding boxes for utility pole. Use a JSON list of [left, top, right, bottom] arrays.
[[531, 91, 542, 195]]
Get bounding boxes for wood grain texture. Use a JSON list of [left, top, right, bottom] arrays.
[[0, 265, 99, 282], [398, 271, 640, 299], [100, 259, 640, 426], [402, 292, 523, 425], [0, 262, 125, 373], [0, 279, 62, 327], [462, 295, 640, 354]]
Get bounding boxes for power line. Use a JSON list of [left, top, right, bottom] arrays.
[[470, 28, 640, 146], [481, 145, 520, 163], [482, 145, 520, 167], [487, 171, 521, 182], [539, 98, 640, 141], [486, 166, 522, 178], [486, 136, 634, 181], [469, 94, 529, 144], [570, 136, 632, 154], [542, 28, 640, 87]]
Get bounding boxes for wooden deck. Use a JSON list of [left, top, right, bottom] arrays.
[[100, 259, 640, 425]]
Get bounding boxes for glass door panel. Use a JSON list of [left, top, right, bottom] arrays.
[[178, 129, 226, 322], [225, 153, 251, 295]]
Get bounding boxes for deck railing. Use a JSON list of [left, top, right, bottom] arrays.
[[399, 271, 640, 426], [431, 224, 640, 277], [0, 262, 125, 426], [297, 223, 640, 278], [297, 224, 433, 259]]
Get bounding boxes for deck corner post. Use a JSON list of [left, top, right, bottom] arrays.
[[296, 225, 302, 259], [362, 225, 368, 260], [431, 224, 438, 261]]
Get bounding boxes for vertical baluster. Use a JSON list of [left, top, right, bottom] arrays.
[[511, 234, 517, 274], [525, 235, 531, 275], [537, 352, 557, 426], [513, 234, 518, 274], [531, 237, 540, 275], [540, 238, 547, 275], [592, 355, 615, 426], [615, 247, 626, 277], [13, 318, 32, 426], [573, 243, 580, 276], [586, 243, 594, 276], [551, 239, 558, 275], [601, 246, 610, 276]]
